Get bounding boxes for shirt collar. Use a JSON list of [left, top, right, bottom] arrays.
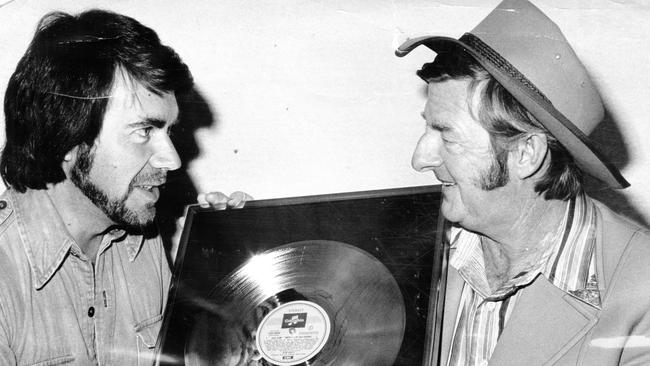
[[449, 228, 561, 300], [449, 195, 596, 302], [99, 227, 145, 262], [542, 194, 601, 308], [11, 188, 144, 289]]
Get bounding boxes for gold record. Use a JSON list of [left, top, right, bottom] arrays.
[[184, 240, 406, 366]]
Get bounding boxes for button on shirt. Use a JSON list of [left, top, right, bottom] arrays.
[[0, 189, 172, 365]]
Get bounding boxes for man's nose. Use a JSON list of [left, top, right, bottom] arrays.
[[411, 133, 442, 172], [150, 135, 181, 171]]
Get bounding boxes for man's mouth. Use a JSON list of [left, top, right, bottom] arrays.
[[433, 170, 455, 187], [136, 185, 158, 191], [132, 180, 165, 200], [437, 177, 456, 187], [131, 172, 166, 190], [134, 180, 165, 189]]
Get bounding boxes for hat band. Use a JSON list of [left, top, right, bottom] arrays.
[[459, 33, 551, 105]]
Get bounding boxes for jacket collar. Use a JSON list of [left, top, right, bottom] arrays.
[[10, 188, 144, 289]]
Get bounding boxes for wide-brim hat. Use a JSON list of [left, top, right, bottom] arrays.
[[396, 0, 628, 189]]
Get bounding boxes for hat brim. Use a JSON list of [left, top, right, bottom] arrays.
[[397, 35, 629, 189]]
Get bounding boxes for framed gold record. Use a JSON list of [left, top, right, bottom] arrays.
[[155, 185, 448, 366]]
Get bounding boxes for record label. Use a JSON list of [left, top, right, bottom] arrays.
[[255, 300, 331, 365]]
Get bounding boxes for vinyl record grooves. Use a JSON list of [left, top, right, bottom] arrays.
[[184, 240, 406, 366]]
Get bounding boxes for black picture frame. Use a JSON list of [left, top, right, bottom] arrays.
[[155, 185, 449, 366]]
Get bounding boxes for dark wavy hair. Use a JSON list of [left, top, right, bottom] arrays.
[[1, 10, 193, 192], [417, 49, 583, 200]]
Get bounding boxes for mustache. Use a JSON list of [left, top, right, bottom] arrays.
[[130, 170, 167, 187]]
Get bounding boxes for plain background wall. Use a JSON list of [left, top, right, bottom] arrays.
[[1, 0, 649, 251]]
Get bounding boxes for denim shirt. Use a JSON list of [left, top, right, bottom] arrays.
[[0, 188, 171, 365]]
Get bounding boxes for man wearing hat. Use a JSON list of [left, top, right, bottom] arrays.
[[397, 0, 650, 365]]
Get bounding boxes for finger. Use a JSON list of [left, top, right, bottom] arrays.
[[227, 191, 253, 209], [196, 193, 209, 208], [205, 191, 229, 210]]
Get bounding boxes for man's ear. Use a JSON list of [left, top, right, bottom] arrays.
[[61, 146, 80, 177], [510, 133, 549, 180]]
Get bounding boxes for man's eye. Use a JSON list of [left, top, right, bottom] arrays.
[[135, 127, 154, 138], [426, 122, 447, 134], [441, 133, 461, 148], [442, 137, 455, 146]]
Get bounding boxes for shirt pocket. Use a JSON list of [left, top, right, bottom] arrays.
[[134, 313, 163, 365]]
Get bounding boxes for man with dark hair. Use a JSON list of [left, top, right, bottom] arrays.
[[0, 10, 245, 365], [397, 1, 650, 365]]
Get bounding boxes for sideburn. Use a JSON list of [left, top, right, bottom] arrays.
[[479, 139, 510, 191]]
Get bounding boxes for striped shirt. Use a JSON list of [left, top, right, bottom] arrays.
[[447, 194, 600, 366]]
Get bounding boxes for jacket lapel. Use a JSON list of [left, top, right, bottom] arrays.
[[489, 276, 599, 365]]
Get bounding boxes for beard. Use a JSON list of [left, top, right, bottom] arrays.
[[70, 144, 160, 229]]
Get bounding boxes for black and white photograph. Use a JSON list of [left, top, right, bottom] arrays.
[[0, 0, 649, 365]]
